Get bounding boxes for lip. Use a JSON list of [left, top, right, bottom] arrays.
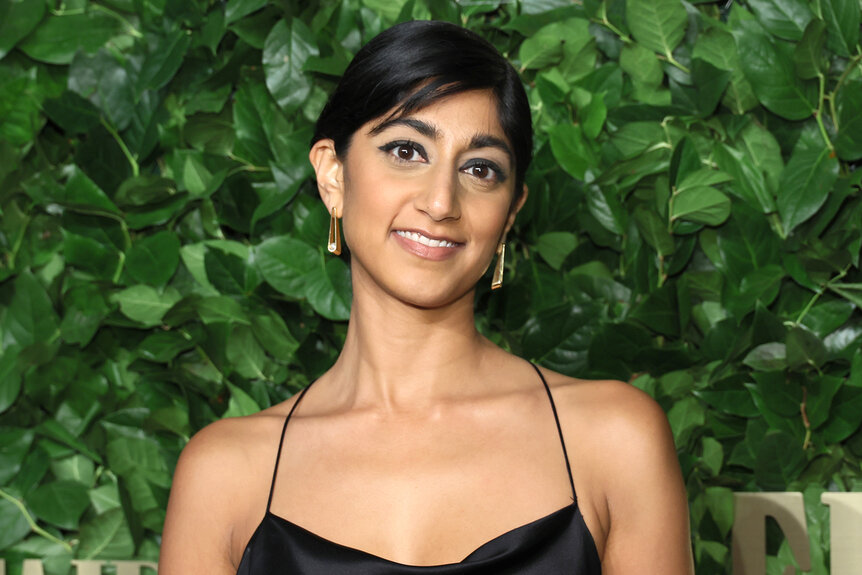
[[391, 228, 464, 261]]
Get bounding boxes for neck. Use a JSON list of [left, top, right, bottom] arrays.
[[324, 272, 496, 412]]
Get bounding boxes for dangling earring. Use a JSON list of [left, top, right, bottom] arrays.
[[491, 242, 506, 290], [327, 207, 341, 255]]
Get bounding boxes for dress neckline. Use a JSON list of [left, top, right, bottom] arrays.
[[261, 502, 579, 568]]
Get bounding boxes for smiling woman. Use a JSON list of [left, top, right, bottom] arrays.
[[159, 20, 694, 575]]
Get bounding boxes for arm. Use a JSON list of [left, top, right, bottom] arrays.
[[160, 420, 249, 575], [598, 385, 694, 574]]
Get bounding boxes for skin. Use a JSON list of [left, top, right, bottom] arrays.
[[160, 90, 694, 574]]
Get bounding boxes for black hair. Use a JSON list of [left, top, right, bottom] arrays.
[[312, 20, 532, 196]]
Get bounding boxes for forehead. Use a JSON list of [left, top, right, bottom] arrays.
[[367, 90, 508, 142]]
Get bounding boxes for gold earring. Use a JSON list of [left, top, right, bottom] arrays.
[[327, 207, 341, 255], [491, 242, 505, 290]]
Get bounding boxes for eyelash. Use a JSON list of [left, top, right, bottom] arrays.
[[378, 141, 507, 183]]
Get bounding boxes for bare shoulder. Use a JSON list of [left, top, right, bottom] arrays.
[[160, 397, 301, 574], [535, 366, 693, 573], [537, 368, 672, 452]]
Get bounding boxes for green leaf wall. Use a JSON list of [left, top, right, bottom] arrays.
[[1, 1, 860, 573]]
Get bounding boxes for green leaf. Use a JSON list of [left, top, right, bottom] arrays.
[[734, 19, 817, 120], [776, 141, 839, 236], [25, 481, 91, 529], [619, 42, 663, 87], [743, 342, 787, 370], [704, 487, 735, 539], [585, 183, 626, 236], [0, 0, 47, 60], [51, 454, 95, 485], [18, 10, 120, 64], [701, 436, 724, 476], [518, 20, 577, 70], [671, 186, 731, 226], [137, 29, 192, 91], [115, 176, 179, 208], [126, 231, 181, 287], [786, 325, 827, 370], [667, 397, 706, 446], [195, 296, 250, 325], [522, 303, 598, 370], [755, 431, 807, 489], [793, 19, 827, 79], [634, 207, 674, 256], [835, 80, 862, 161], [137, 330, 196, 363], [0, 346, 21, 415], [106, 436, 170, 485], [226, 326, 268, 380], [263, 18, 318, 113], [223, 381, 261, 417], [60, 167, 119, 213], [549, 124, 595, 180], [59, 283, 110, 346], [225, 0, 268, 24], [68, 48, 136, 131], [713, 143, 776, 213], [535, 232, 578, 270], [111, 285, 182, 326], [692, 28, 737, 71], [0, 428, 34, 484], [828, 283, 862, 308], [204, 247, 261, 296], [77, 508, 135, 560], [2, 271, 59, 348], [819, 0, 861, 57], [35, 420, 102, 463], [306, 257, 352, 322], [256, 237, 319, 299], [821, 386, 862, 442], [746, 0, 814, 41], [626, 0, 687, 59], [251, 309, 300, 362], [630, 283, 680, 337], [0, 497, 30, 550]]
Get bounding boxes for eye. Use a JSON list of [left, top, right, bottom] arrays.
[[461, 159, 506, 184], [379, 140, 427, 163]]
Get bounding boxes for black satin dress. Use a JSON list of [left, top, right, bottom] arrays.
[[236, 363, 602, 574]]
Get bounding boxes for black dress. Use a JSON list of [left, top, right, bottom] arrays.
[[236, 363, 602, 574]]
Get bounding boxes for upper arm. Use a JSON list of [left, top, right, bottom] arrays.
[[160, 420, 249, 575], [597, 385, 694, 574]]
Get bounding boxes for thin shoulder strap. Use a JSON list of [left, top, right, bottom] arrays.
[[266, 384, 313, 513], [529, 362, 577, 502]]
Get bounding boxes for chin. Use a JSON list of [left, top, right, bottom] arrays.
[[386, 277, 476, 310]]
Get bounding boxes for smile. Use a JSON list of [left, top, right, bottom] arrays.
[[395, 230, 459, 248]]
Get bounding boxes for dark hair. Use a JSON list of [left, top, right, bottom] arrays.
[[312, 20, 532, 195]]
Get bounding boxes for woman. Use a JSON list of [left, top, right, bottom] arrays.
[[161, 20, 693, 574]]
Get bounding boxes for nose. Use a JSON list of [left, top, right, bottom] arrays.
[[416, 165, 461, 221]]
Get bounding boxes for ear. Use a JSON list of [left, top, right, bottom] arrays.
[[309, 139, 344, 215], [503, 183, 529, 236]]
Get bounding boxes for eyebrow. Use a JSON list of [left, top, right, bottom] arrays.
[[369, 117, 514, 164]]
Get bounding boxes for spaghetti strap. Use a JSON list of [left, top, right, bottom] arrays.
[[528, 362, 577, 503], [266, 384, 313, 514]]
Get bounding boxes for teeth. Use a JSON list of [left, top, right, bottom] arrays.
[[396, 230, 457, 248]]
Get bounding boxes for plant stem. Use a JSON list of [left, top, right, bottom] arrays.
[[592, 4, 632, 44], [664, 53, 690, 75], [815, 73, 835, 153], [0, 488, 73, 552], [101, 117, 139, 178]]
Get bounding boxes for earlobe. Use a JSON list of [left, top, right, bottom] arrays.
[[309, 139, 344, 213], [504, 183, 529, 233]]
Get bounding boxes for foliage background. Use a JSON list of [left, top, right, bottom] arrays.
[[0, 0, 861, 573]]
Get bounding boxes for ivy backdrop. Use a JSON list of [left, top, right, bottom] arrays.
[[1, 0, 861, 573]]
